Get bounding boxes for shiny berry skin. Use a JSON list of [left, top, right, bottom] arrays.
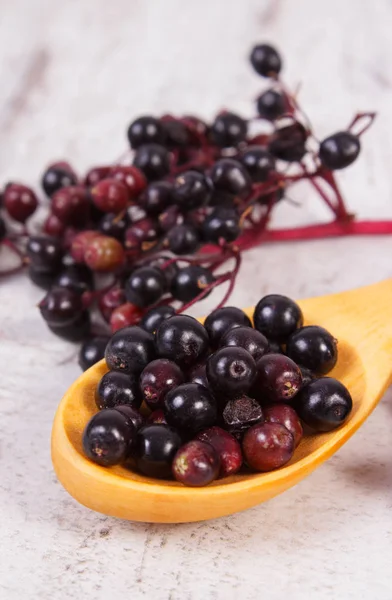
[[167, 224, 200, 255], [99, 288, 126, 322], [140, 358, 184, 410], [204, 306, 252, 349], [240, 146, 275, 182], [250, 44, 282, 78], [222, 395, 264, 438], [269, 122, 307, 162], [84, 236, 125, 272], [55, 264, 93, 295], [170, 265, 215, 303], [84, 165, 112, 187], [164, 383, 217, 435], [187, 362, 210, 389], [133, 143, 171, 181], [99, 211, 129, 240], [207, 347, 257, 397], [43, 213, 66, 237], [161, 117, 190, 148], [114, 404, 145, 431], [124, 217, 160, 251], [159, 205, 183, 232], [4, 183, 38, 223], [263, 404, 303, 447], [253, 294, 303, 343], [210, 158, 252, 196], [134, 424, 182, 479], [148, 257, 179, 287], [220, 326, 269, 362], [78, 336, 109, 371], [125, 266, 166, 308], [42, 165, 78, 197], [47, 311, 90, 341], [127, 116, 165, 149], [172, 441, 220, 486], [110, 302, 144, 332], [39, 286, 83, 325], [140, 305, 175, 334], [196, 426, 242, 477], [254, 354, 303, 403], [257, 90, 285, 121], [243, 422, 294, 472], [140, 181, 174, 215], [147, 409, 167, 425], [202, 207, 240, 244], [70, 230, 100, 263], [155, 315, 209, 368], [286, 326, 338, 375], [110, 165, 147, 198], [91, 179, 129, 213], [211, 112, 247, 147], [51, 186, 90, 227], [294, 377, 352, 432], [95, 370, 142, 410], [105, 326, 156, 374], [83, 408, 135, 466], [173, 171, 211, 210], [26, 236, 63, 273], [319, 131, 360, 170]]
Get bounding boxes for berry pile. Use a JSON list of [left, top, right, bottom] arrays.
[[0, 43, 386, 364], [82, 294, 353, 487]]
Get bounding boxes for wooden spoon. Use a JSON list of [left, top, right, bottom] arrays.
[[51, 279, 392, 523]]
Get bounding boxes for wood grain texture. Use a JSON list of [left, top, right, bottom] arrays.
[[1, 0, 392, 598]]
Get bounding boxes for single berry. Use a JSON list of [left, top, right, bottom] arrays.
[[293, 377, 352, 432], [243, 422, 294, 471], [140, 305, 176, 334], [256, 89, 286, 120], [173, 171, 211, 210], [253, 354, 303, 403], [99, 288, 126, 322], [84, 235, 125, 272], [42, 165, 77, 197], [133, 143, 171, 181], [43, 213, 66, 237], [125, 266, 166, 308], [250, 44, 282, 77], [39, 286, 83, 326], [220, 326, 269, 362], [110, 302, 144, 332], [26, 236, 63, 273], [99, 212, 129, 240], [51, 186, 90, 227], [240, 146, 275, 183], [140, 358, 184, 410], [210, 158, 252, 196], [84, 165, 112, 187], [172, 441, 220, 487], [170, 265, 215, 303], [222, 395, 264, 438], [105, 326, 156, 374], [114, 405, 145, 431], [155, 315, 209, 368], [263, 404, 303, 447], [4, 183, 38, 223], [91, 179, 129, 213], [83, 408, 135, 466], [110, 165, 147, 198], [96, 370, 142, 410], [286, 326, 338, 375], [140, 181, 174, 215], [134, 424, 182, 479], [204, 306, 252, 349], [207, 347, 256, 397], [70, 230, 101, 263], [319, 131, 361, 170], [253, 294, 303, 342], [127, 116, 166, 149], [167, 224, 201, 255], [78, 336, 109, 371], [164, 383, 217, 435], [147, 409, 167, 425], [211, 112, 248, 147], [55, 265, 93, 295], [202, 207, 240, 244], [269, 122, 307, 162], [196, 426, 242, 477]]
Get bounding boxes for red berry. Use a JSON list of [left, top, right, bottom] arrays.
[[43, 213, 66, 237], [172, 441, 220, 487], [70, 230, 101, 263], [243, 422, 294, 472], [51, 186, 90, 226], [84, 166, 112, 187], [263, 404, 303, 447], [110, 302, 143, 332], [110, 165, 147, 198], [98, 287, 126, 322], [140, 359, 184, 410], [84, 235, 125, 272], [4, 183, 38, 223], [91, 179, 129, 213], [254, 354, 303, 403], [196, 426, 242, 476]]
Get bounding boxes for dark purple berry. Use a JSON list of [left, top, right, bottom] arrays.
[[83, 408, 135, 466], [204, 306, 252, 349], [95, 370, 142, 410], [207, 347, 256, 397], [202, 207, 240, 244], [210, 158, 252, 197], [257, 89, 286, 120], [253, 294, 303, 342], [187, 363, 210, 389], [220, 326, 269, 362], [114, 405, 145, 431], [99, 212, 129, 240], [125, 266, 166, 308], [319, 131, 360, 170], [250, 44, 282, 78], [170, 265, 215, 303], [269, 122, 307, 162], [140, 181, 174, 215], [155, 315, 209, 368], [140, 359, 184, 410], [173, 170, 211, 210], [211, 112, 247, 147], [164, 383, 217, 435], [134, 424, 182, 479], [133, 143, 171, 181], [167, 224, 201, 255], [293, 377, 352, 432], [42, 165, 77, 198], [127, 116, 165, 149], [79, 336, 109, 371], [254, 354, 303, 403], [105, 326, 156, 375], [140, 305, 176, 334], [241, 146, 275, 182], [286, 326, 338, 375]]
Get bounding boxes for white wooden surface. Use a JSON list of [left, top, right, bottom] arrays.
[[1, 1, 392, 599]]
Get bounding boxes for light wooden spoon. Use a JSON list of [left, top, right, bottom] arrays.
[[51, 279, 392, 523]]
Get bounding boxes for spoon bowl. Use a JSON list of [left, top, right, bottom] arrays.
[[51, 279, 392, 522]]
